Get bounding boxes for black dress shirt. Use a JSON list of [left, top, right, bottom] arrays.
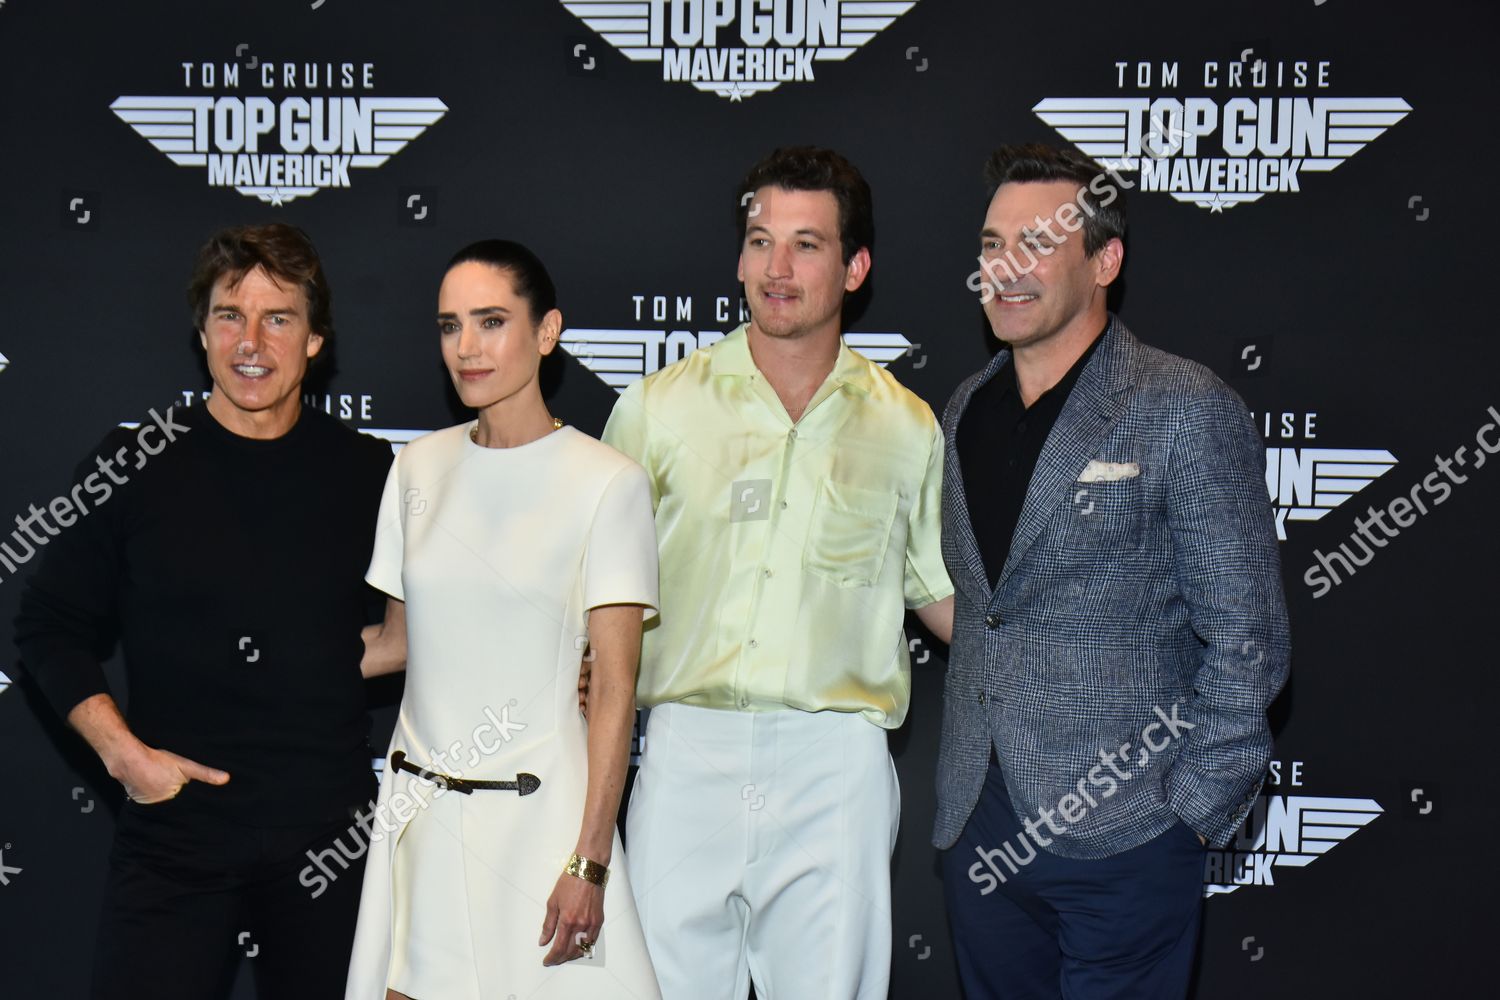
[[957, 329, 1106, 588]]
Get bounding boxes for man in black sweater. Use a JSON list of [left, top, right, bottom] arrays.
[[14, 224, 394, 1000]]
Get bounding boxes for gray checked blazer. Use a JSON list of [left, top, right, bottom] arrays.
[[932, 315, 1289, 859]]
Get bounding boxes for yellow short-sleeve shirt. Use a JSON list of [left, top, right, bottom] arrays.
[[602, 324, 952, 729]]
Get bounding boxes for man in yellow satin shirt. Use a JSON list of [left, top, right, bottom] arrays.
[[603, 146, 955, 1000]]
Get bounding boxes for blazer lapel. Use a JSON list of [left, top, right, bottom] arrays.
[[993, 317, 1138, 592], [944, 349, 1011, 597]]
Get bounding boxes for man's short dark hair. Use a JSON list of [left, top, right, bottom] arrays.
[[187, 223, 334, 368], [736, 146, 873, 264], [982, 144, 1127, 257]]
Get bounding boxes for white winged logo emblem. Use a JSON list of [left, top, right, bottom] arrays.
[[111, 96, 448, 205], [559, 0, 919, 100], [1266, 447, 1398, 537], [1033, 95, 1411, 211], [1205, 794, 1383, 896]]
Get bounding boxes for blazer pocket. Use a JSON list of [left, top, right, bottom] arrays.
[[803, 479, 899, 588], [1058, 477, 1146, 551]]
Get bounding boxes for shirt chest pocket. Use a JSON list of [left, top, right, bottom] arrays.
[[803, 479, 901, 588]]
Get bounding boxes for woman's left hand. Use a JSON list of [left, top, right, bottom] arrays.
[[539, 871, 605, 966]]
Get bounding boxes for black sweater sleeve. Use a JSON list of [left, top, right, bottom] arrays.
[[13, 430, 135, 719]]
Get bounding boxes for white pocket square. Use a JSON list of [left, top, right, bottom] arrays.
[[1078, 460, 1140, 483]]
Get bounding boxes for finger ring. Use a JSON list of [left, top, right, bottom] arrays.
[[578, 939, 594, 956]]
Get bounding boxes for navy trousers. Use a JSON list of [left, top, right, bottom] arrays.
[[940, 760, 1205, 1000]]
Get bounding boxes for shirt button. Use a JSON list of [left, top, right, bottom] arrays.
[[985, 613, 1001, 628], [779, 500, 788, 509], [788, 428, 798, 440], [739, 696, 750, 709], [748, 638, 759, 649], [763, 568, 773, 579], [977, 691, 987, 705]]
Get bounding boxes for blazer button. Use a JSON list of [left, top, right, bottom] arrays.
[[984, 613, 1001, 628], [977, 691, 987, 705]]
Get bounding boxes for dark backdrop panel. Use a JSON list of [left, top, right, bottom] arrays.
[[1, 1, 1494, 996]]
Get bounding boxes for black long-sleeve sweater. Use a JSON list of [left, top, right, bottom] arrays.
[[14, 402, 393, 825]]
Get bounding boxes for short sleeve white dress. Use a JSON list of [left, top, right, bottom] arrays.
[[344, 422, 662, 1000]]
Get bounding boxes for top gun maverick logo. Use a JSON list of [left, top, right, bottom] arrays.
[[1203, 760, 1383, 897], [560, 294, 914, 390], [1255, 411, 1398, 541], [561, 0, 918, 100], [112, 59, 447, 205], [1034, 58, 1410, 211]]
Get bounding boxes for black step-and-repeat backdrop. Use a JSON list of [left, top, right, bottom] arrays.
[[1, 1, 1493, 996]]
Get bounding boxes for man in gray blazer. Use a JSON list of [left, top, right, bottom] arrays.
[[934, 144, 1289, 999]]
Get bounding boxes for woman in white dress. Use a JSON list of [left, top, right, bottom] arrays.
[[345, 240, 663, 999]]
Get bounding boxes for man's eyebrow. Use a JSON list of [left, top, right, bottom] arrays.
[[746, 225, 832, 240], [210, 304, 300, 315]]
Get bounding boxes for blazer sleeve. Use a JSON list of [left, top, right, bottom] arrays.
[[1161, 382, 1291, 847]]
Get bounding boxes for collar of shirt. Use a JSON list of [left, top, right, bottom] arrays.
[[957, 323, 1108, 588], [995, 321, 1108, 416], [710, 323, 875, 416]]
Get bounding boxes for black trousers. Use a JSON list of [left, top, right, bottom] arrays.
[[93, 792, 371, 1000]]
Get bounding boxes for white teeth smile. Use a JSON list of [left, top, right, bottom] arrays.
[[234, 365, 270, 377], [999, 294, 1038, 303]]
